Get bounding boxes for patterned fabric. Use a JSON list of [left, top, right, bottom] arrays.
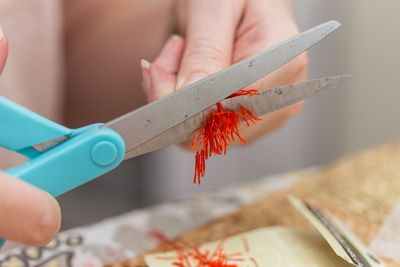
[[1, 168, 399, 267], [0, 171, 302, 267]]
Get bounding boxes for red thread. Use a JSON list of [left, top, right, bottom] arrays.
[[228, 89, 259, 98], [192, 89, 261, 184], [149, 231, 242, 267]]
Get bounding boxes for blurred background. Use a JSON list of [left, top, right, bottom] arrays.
[[0, 0, 399, 230]]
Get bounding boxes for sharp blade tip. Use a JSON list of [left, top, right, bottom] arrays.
[[337, 74, 354, 82], [323, 20, 341, 29], [320, 20, 342, 35], [329, 20, 342, 28]]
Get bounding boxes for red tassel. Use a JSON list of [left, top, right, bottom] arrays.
[[192, 90, 261, 184]]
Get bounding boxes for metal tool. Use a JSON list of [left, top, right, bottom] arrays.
[[0, 21, 348, 247]]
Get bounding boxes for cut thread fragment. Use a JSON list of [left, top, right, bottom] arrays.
[[150, 231, 242, 267], [192, 89, 261, 184]]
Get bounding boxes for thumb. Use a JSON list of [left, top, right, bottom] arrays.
[[0, 29, 60, 246], [176, 1, 244, 89], [0, 172, 61, 245]]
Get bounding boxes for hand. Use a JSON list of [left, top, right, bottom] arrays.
[[0, 29, 61, 246], [141, 0, 307, 144]]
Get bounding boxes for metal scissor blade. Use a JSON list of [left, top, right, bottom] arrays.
[[107, 21, 341, 156], [125, 75, 351, 159], [226, 74, 353, 117], [32, 136, 68, 153]]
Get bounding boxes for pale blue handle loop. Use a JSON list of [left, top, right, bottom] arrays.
[[0, 97, 71, 151], [0, 97, 126, 248]]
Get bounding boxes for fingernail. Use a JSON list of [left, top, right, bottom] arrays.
[[176, 78, 184, 90], [169, 34, 183, 44], [141, 60, 151, 92], [0, 26, 4, 40], [141, 59, 150, 70], [170, 34, 181, 40]]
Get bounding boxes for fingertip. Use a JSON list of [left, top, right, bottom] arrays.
[[154, 34, 185, 74], [164, 34, 185, 54], [28, 193, 61, 246], [0, 26, 8, 74], [146, 63, 176, 102], [0, 174, 61, 246]]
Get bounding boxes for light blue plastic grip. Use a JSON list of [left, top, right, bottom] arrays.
[[0, 97, 72, 151], [0, 97, 126, 248], [6, 126, 125, 196]]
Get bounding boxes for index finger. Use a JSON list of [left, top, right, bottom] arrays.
[[176, 0, 244, 89]]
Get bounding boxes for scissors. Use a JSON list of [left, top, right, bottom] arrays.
[[0, 21, 349, 247]]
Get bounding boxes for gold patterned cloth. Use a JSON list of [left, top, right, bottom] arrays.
[[1, 142, 399, 267], [116, 141, 400, 267]]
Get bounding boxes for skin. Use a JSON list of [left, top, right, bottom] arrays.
[[142, 0, 307, 144], [2, 0, 306, 245], [0, 29, 61, 246]]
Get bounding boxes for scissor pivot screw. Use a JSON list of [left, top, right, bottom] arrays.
[[91, 141, 118, 167]]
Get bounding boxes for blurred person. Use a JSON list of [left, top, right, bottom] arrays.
[[0, 0, 306, 246]]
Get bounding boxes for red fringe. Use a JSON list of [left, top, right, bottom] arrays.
[[192, 89, 261, 184], [150, 230, 242, 267]]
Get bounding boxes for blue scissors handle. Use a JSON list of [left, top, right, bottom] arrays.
[[0, 97, 126, 247]]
